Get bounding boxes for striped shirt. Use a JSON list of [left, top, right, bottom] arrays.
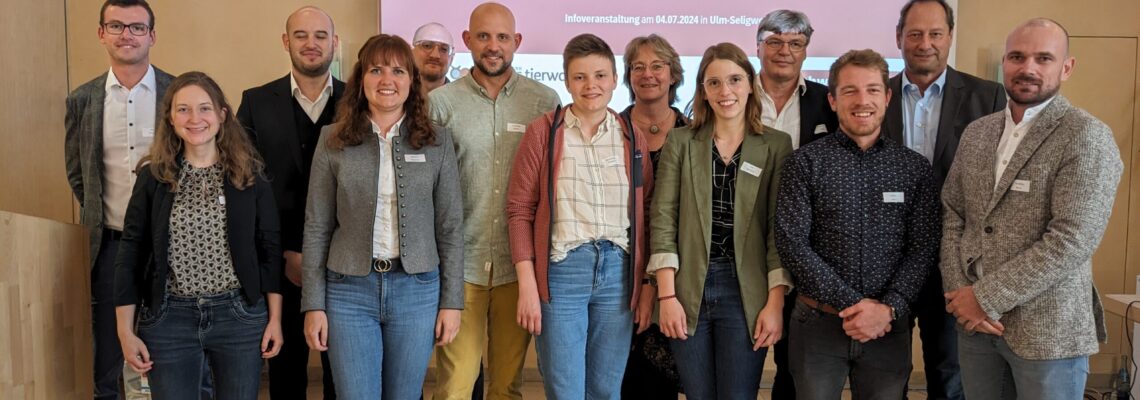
[[550, 108, 630, 261]]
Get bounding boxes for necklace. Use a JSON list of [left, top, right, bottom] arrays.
[[713, 134, 743, 163], [635, 108, 674, 134]]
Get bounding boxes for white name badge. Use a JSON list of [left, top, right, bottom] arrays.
[[883, 192, 905, 203], [143, 128, 155, 137], [507, 123, 527, 133], [814, 124, 829, 134], [740, 162, 763, 177], [602, 155, 623, 167], [405, 154, 426, 162], [1011, 179, 1031, 192]]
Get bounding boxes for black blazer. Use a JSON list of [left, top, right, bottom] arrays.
[[236, 74, 345, 251], [885, 67, 1006, 187], [114, 166, 282, 308], [796, 79, 839, 147]]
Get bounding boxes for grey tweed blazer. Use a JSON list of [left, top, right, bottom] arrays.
[[301, 123, 465, 312], [64, 67, 174, 265], [940, 95, 1123, 360]]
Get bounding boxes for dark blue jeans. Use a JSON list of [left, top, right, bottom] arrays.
[[789, 299, 912, 400], [137, 290, 267, 400], [669, 259, 767, 400]]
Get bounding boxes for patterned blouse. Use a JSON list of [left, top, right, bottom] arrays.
[[166, 160, 241, 296]]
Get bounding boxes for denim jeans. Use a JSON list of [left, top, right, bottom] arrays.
[[325, 266, 440, 400], [788, 299, 912, 400], [958, 331, 1089, 400], [137, 290, 267, 400], [669, 258, 767, 400], [535, 240, 633, 400]]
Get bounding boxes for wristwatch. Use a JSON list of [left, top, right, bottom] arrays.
[[889, 305, 898, 321]]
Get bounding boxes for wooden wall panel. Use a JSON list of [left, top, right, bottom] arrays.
[[0, 211, 92, 399], [0, 1, 74, 223]]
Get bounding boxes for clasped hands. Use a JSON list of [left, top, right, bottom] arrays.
[[944, 286, 1004, 336]]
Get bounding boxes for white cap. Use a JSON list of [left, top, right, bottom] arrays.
[[413, 22, 453, 47]]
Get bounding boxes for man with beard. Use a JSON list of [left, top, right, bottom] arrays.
[[236, 6, 344, 399], [64, 1, 173, 398], [427, 3, 559, 399], [882, 1, 1006, 398], [775, 49, 940, 399], [413, 22, 455, 92], [940, 19, 1121, 399], [753, 10, 837, 399]]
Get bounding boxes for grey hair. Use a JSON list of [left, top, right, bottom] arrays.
[[756, 10, 814, 43]]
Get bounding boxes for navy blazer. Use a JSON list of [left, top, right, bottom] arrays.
[[237, 74, 345, 252], [796, 79, 840, 147], [885, 67, 1006, 187], [114, 165, 282, 308]]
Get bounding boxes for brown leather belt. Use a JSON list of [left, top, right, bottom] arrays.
[[798, 295, 839, 315]]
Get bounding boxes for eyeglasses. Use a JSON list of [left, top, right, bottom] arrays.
[[763, 38, 807, 52], [631, 61, 668, 75], [702, 74, 747, 90], [414, 41, 452, 55], [103, 22, 151, 36]]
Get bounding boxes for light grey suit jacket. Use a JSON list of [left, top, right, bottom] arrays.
[[940, 95, 1123, 360], [301, 123, 465, 312], [64, 67, 174, 265]]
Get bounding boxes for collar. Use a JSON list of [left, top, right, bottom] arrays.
[[1004, 95, 1056, 127], [106, 65, 156, 92], [564, 106, 616, 133], [289, 72, 334, 100], [370, 115, 405, 138], [835, 129, 887, 152], [756, 74, 807, 97], [463, 70, 521, 98], [901, 68, 947, 97]]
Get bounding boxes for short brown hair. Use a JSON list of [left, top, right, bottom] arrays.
[[100, 0, 155, 28], [827, 49, 889, 96], [562, 33, 616, 76]]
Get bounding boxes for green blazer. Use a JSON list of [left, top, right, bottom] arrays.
[[648, 123, 793, 339]]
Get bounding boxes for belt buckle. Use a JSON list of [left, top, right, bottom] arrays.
[[373, 258, 393, 273]]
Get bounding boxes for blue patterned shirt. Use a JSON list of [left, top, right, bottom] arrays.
[[774, 131, 939, 317]]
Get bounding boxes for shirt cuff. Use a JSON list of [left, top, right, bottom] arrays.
[[768, 268, 794, 291], [647, 253, 679, 275]]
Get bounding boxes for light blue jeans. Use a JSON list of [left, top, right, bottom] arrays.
[[958, 331, 1089, 400], [325, 267, 440, 400], [535, 240, 634, 400]]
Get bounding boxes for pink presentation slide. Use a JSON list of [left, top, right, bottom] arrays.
[[381, 0, 909, 108]]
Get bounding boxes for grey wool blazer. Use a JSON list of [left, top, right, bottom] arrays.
[[301, 122, 465, 312], [64, 67, 174, 266], [940, 95, 1123, 360]]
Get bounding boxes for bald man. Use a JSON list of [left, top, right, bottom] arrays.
[[428, 3, 559, 399], [940, 18, 1121, 399], [412, 22, 455, 92], [235, 6, 344, 399]]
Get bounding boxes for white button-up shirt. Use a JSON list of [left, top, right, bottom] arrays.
[[994, 96, 1055, 188], [102, 65, 157, 230], [757, 75, 806, 149], [290, 73, 334, 123], [371, 118, 403, 260]]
